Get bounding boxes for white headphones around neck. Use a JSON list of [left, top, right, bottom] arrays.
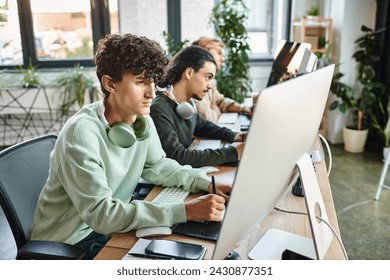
[[162, 85, 196, 120], [97, 100, 151, 148]]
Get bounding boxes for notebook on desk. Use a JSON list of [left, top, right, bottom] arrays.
[[172, 209, 227, 241], [173, 221, 222, 241]]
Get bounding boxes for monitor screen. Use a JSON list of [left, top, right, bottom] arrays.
[[266, 40, 316, 87], [212, 64, 335, 260]]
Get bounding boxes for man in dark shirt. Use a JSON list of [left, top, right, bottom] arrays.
[[150, 46, 246, 168]]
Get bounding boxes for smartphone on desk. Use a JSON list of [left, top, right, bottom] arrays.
[[145, 239, 206, 260]]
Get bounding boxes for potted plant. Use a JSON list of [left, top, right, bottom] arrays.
[[55, 64, 99, 114], [305, 6, 320, 18], [2, 61, 49, 115], [17, 61, 42, 88], [329, 70, 368, 153], [330, 25, 387, 153]]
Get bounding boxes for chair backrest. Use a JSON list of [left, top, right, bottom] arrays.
[[0, 134, 56, 250]]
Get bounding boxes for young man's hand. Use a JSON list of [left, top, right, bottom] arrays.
[[207, 183, 232, 201], [185, 195, 226, 222]]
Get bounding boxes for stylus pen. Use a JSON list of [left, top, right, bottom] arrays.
[[211, 175, 216, 194]]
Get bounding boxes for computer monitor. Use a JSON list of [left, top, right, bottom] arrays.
[[211, 64, 335, 260], [266, 40, 316, 87]]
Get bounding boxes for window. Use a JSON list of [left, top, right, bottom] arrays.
[[174, 0, 292, 62], [0, 0, 118, 69], [0, 0, 291, 69], [181, 0, 214, 44], [118, 0, 167, 49], [0, 0, 23, 66], [31, 1, 94, 61], [245, 0, 291, 60]]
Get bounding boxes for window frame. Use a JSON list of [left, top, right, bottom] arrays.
[[246, 0, 292, 63], [0, 0, 112, 69], [167, 0, 292, 63], [1, 0, 292, 70]]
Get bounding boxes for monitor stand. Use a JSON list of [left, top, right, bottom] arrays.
[[248, 153, 333, 260]]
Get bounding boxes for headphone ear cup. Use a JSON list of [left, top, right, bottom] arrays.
[[106, 117, 151, 148], [132, 116, 151, 140], [108, 123, 136, 148], [176, 102, 195, 120]]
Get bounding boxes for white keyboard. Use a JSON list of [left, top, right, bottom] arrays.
[[151, 187, 190, 204], [196, 139, 222, 150], [217, 113, 238, 124]]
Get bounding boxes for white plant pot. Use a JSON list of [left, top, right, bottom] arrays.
[[343, 126, 369, 153]]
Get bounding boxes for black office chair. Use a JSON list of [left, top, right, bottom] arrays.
[[0, 134, 85, 260]]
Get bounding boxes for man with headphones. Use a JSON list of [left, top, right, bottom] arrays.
[[150, 46, 246, 168], [31, 34, 231, 259]]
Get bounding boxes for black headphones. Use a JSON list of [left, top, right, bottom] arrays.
[[97, 100, 151, 148], [162, 85, 196, 120]]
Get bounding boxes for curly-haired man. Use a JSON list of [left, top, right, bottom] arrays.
[[31, 34, 231, 259]]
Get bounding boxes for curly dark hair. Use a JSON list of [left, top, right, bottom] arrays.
[[158, 45, 216, 88], [95, 33, 169, 96]]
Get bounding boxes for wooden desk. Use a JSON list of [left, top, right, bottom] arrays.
[[95, 158, 346, 260]]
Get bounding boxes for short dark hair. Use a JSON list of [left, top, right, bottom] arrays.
[[158, 45, 216, 88], [94, 34, 169, 96]]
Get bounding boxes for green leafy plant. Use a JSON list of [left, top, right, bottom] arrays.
[[210, 0, 252, 103], [306, 6, 320, 17], [353, 25, 387, 134], [17, 61, 42, 88], [330, 25, 387, 135], [162, 31, 189, 59], [55, 64, 99, 114], [321, 46, 356, 130], [329, 71, 354, 113]]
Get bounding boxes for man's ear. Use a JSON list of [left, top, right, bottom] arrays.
[[101, 75, 116, 94], [184, 67, 193, 80]]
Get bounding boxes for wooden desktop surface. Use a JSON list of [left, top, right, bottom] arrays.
[[95, 155, 346, 260]]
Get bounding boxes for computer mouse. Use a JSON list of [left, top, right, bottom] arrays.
[[292, 178, 305, 197], [224, 251, 241, 260], [135, 226, 172, 238], [199, 166, 219, 174]]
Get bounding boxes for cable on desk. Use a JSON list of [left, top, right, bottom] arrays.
[[318, 133, 332, 177], [273, 206, 349, 260]]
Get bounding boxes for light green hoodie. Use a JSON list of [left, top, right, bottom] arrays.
[[31, 102, 211, 245]]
